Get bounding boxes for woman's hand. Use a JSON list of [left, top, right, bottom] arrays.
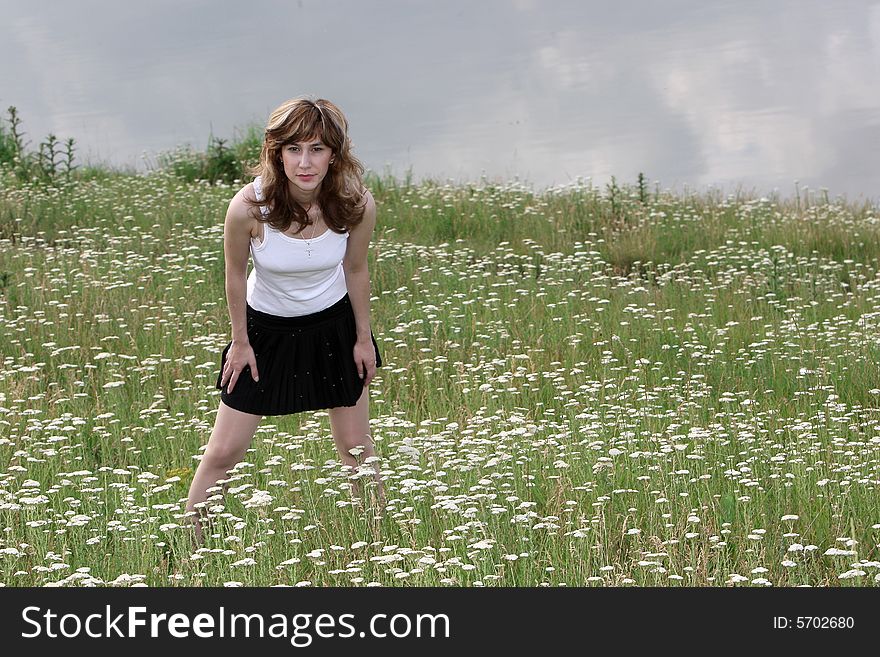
[[222, 339, 260, 393], [353, 337, 377, 386]]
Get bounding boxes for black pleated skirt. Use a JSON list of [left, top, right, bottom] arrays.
[[215, 293, 383, 416]]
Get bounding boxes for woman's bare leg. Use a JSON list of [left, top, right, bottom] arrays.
[[185, 401, 263, 545], [328, 386, 385, 508]]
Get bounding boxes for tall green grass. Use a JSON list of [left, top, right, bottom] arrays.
[[0, 117, 879, 587]]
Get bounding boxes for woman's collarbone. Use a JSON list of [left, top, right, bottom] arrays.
[[283, 215, 327, 240]]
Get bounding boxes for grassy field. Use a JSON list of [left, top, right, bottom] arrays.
[[1, 160, 879, 587]]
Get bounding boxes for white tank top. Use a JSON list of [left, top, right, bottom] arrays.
[[246, 175, 349, 316]]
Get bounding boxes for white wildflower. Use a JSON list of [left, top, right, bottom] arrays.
[[824, 548, 857, 557], [838, 569, 866, 579], [243, 490, 273, 509]]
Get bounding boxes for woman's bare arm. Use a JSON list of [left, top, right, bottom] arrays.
[[223, 186, 256, 345]]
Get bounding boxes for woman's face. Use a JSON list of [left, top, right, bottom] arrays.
[[279, 135, 334, 195]]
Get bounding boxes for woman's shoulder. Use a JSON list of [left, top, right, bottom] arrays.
[[226, 181, 264, 232], [230, 181, 261, 210]]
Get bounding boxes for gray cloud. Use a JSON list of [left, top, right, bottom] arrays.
[[0, 0, 876, 198]]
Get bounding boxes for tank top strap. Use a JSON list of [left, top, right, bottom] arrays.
[[253, 175, 270, 218]]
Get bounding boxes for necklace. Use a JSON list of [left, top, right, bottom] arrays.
[[304, 203, 319, 257]]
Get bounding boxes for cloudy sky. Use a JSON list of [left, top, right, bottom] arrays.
[[1, 0, 878, 199]]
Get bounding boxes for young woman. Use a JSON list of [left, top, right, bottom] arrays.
[[185, 96, 385, 544]]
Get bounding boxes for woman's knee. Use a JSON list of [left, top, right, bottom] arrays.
[[201, 442, 247, 472], [201, 403, 260, 469], [334, 432, 375, 457]]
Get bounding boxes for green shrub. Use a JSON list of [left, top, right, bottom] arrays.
[[0, 105, 77, 185], [155, 123, 262, 185]]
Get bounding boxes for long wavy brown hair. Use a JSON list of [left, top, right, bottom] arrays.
[[245, 96, 367, 235]]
